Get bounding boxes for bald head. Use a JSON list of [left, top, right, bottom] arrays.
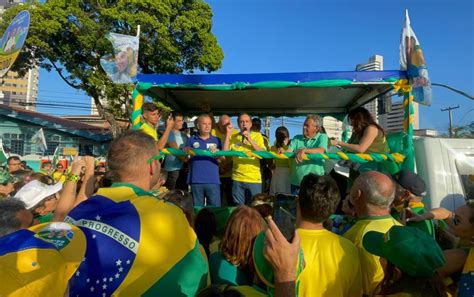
[[353, 171, 395, 209], [218, 114, 232, 133]]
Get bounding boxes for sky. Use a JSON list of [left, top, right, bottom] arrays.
[[36, 0, 474, 137]]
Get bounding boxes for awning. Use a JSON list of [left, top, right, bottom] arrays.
[[136, 70, 407, 117]]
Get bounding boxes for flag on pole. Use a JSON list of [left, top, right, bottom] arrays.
[[400, 9, 432, 106], [100, 32, 139, 84], [52, 146, 60, 168], [31, 128, 48, 152], [0, 139, 8, 165]]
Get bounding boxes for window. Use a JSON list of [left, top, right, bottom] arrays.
[[455, 157, 474, 201], [10, 139, 24, 155], [46, 142, 59, 156], [79, 144, 94, 156]]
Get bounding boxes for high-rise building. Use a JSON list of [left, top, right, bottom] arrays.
[[0, 0, 39, 111], [0, 0, 23, 11], [355, 54, 419, 132], [378, 99, 420, 132], [356, 55, 384, 121], [322, 116, 345, 140]]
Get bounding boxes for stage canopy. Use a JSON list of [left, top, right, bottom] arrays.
[[135, 70, 407, 117]]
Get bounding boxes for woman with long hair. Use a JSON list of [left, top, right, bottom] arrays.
[[331, 107, 389, 154], [330, 107, 390, 177], [209, 206, 266, 286], [270, 126, 291, 195]]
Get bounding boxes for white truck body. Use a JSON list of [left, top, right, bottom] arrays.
[[414, 137, 474, 210]]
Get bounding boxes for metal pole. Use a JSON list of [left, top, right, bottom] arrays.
[[441, 105, 460, 137], [265, 116, 271, 137]]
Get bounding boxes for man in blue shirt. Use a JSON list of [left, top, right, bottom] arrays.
[[164, 112, 188, 190], [185, 114, 222, 206]]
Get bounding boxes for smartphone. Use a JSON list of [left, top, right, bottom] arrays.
[[273, 206, 296, 242]]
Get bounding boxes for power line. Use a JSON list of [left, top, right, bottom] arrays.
[[432, 83, 474, 100], [455, 108, 474, 126]]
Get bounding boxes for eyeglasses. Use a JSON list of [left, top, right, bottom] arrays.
[[8, 162, 21, 166]]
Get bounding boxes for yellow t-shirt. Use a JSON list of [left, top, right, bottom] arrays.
[[344, 215, 402, 296], [52, 171, 66, 184], [139, 122, 158, 141], [212, 128, 238, 178], [297, 228, 362, 297], [230, 131, 265, 183]]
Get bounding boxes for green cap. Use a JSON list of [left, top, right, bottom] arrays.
[[363, 226, 445, 278], [0, 168, 12, 184], [252, 231, 305, 291]]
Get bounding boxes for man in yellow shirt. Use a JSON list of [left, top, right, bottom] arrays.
[[296, 173, 362, 297], [139, 102, 174, 150], [223, 113, 265, 205], [344, 171, 402, 296], [212, 114, 237, 205]]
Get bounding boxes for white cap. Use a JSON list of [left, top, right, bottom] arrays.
[[14, 180, 63, 209]]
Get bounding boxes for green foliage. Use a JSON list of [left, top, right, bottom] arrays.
[[0, 0, 223, 136], [453, 121, 474, 138]]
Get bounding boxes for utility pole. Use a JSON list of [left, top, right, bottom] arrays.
[[441, 105, 460, 138], [281, 116, 285, 126], [265, 116, 271, 137]]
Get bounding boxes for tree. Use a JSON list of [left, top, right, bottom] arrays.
[[0, 0, 224, 137], [453, 121, 474, 138]]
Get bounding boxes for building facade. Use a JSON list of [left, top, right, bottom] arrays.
[[356, 55, 384, 121], [356, 54, 419, 132], [378, 100, 420, 132], [0, 0, 39, 111], [0, 104, 111, 157]]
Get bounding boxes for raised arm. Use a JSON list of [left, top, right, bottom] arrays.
[[156, 115, 175, 150], [223, 124, 234, 151], [335, 125, 379, 153], [53, 156, 85, 222]]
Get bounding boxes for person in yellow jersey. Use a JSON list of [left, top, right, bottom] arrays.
[[344, 171, 402, 296], [296, 173, 362, 297], [139, 102, 175, 150], [223, 113, 266, 205], [212, 114, 238, 205], [64, 130, 208, 296]]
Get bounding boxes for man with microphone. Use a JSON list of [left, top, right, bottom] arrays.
[[223, 113, 265, 205]]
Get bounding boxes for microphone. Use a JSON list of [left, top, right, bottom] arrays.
[[241, 128, 247, 143]]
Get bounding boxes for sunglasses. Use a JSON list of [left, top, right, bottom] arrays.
[[147, 154, 165, 165]]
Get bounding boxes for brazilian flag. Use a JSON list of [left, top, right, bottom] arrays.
[[65, 183, 208, 296]]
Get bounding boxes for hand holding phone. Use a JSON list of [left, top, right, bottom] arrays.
[[272, 206, 296, 242]]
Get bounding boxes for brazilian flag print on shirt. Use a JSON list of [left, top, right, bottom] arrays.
[[65, 183, 208, 296]]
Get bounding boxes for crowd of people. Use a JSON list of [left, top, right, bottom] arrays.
[[0, 103, 472, 297]]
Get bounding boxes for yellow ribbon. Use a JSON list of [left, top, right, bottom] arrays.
[[337, 152, 350, 160], [393, 79, 413, 93], [391, 153, 406, 163], [356, 154, 374, 161]]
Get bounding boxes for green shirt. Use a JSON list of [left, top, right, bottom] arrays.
[[209, 251, 250, 286], [289, 133, 328, 186], [38, 212, 54, 223], [391, 203, 436, 239]]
